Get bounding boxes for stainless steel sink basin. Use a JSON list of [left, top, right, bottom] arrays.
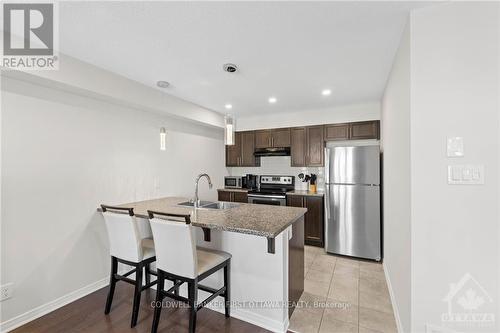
[[177, 200, 213, 207], [177, 201, 239, 210], [202, 202, 240, 210]]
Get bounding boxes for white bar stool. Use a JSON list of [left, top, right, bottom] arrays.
[[148, 210, 231, 333], [101, 205, 163, 327]]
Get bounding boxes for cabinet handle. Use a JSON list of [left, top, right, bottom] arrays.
[[272, 137, 274, 147], [269, 137, 271, 147]]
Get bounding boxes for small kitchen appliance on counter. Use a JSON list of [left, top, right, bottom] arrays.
[[224, 176, 243, 189], [242, 174, 258, 190]]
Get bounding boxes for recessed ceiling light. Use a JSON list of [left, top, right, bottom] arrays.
[[268, 97, 277, 104], [225, 104, 233, 110], [322, 89, 332, 96], [223, 63, 238, 73], [157, 80, 170, 88]]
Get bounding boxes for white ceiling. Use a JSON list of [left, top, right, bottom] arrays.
[[59, 1, 430, 116]]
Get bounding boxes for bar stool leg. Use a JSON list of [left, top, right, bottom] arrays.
[[145, 263, 151, 286], [104, 256, 118, 314], [224, 260, 231, 318], [174, 279, 179, 296], [151, 270, 165, 333], [188, 280, 198, 333], [131, 263, 143, 327]]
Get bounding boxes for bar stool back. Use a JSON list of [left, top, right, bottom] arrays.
[[148, 211, 231, 333], [100, 205, 158, 327]]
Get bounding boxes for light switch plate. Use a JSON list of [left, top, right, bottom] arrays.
[[447, 137, 464, 157], [448, 165, 484, 184]]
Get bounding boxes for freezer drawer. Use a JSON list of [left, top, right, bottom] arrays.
[[325, 184, 381, 260]]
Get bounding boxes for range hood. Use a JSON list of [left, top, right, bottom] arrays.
[[254, 147, 291, 157]]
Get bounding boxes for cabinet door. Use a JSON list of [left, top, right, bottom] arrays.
[[290, 127, 306, 167], [218, 191, 232, 202], [240, 131, 257, 166], [232, 191, 248, 203], [306, 126, 324, 166], [225, 132, 241, 166], [325, 124, 349, 141], [304, 196, 324, 247], [287, 195, 304, 208], [255, 130, 272, 148], [272, 128, 291, 147], [350, 121, 380, 140]]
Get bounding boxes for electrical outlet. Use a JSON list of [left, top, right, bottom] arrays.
[[1, 283, 14, 301]]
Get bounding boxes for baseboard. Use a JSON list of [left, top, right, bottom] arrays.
[[383, 263, 403, 333], [206, 302, 289, 333], [0, 277, 109, 333]]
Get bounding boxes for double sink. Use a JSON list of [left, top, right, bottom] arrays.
[[177, 200, 240, 210]]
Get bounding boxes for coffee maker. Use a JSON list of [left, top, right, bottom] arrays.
[[242, 174, 258, 190]]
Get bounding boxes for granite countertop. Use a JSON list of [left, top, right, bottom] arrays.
[[101, 197, 306, 239], [287, 190, 325, 197], [217, 188, 249, 193]]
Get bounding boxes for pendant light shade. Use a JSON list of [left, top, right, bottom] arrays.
[[160, 127, 166, 150], [224, 115, 235, 146]]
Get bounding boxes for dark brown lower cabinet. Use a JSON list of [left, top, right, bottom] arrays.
[[232, 191, 248, 203], [287, 195, 324, 247], [217, 190, 248, 203]]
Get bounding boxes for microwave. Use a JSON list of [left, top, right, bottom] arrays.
[[224, 176, 243, 189]]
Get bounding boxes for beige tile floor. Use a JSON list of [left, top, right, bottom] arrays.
[[289, 246, 398, 333]]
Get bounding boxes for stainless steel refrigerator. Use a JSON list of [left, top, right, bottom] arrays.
[[324, 144, 381, 261]]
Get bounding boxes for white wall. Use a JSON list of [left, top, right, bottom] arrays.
[[410, 2, 499, 332], [235, 102, 380, 131], [0, 75, 225, 327], [381, 21, 412, 333]]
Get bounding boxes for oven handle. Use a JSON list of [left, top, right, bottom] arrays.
[[247, 194, 286, 200]]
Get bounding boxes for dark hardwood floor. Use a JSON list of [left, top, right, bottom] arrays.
[[13, 283, 270, 333]]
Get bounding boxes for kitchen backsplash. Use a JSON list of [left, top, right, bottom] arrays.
[[227, 156, 325, 191]]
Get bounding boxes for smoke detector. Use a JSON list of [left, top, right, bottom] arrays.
[[223, 63, 238, 73]]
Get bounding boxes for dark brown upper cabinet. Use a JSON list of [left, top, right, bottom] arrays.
[[291, 126, 324, 167], [225, 131, 260, 167], [290, 127, 307, 167], [225, 132, 241, 167], [272, 128, 291, 147], [325, 123, 350, 141], [255, 128, 291, 148], [306, 126, 324, 167], [324, 120, 380, 141], [255, 130, 272, 148], [240, 131, 258, 166], [350, 121, 380, 140]]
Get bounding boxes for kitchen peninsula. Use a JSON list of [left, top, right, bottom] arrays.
[[99, 196, 306, 332]]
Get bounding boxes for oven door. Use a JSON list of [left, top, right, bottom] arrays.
[[248, 194, 286, 206]]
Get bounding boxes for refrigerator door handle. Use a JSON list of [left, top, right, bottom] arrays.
[[324, 184, 331, 251], [324, 147, 330, 184], [325, 185, 331, 219]]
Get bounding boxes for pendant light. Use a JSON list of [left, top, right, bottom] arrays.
[[224, 115, 235, 146], [160, 127, 166, 150]]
